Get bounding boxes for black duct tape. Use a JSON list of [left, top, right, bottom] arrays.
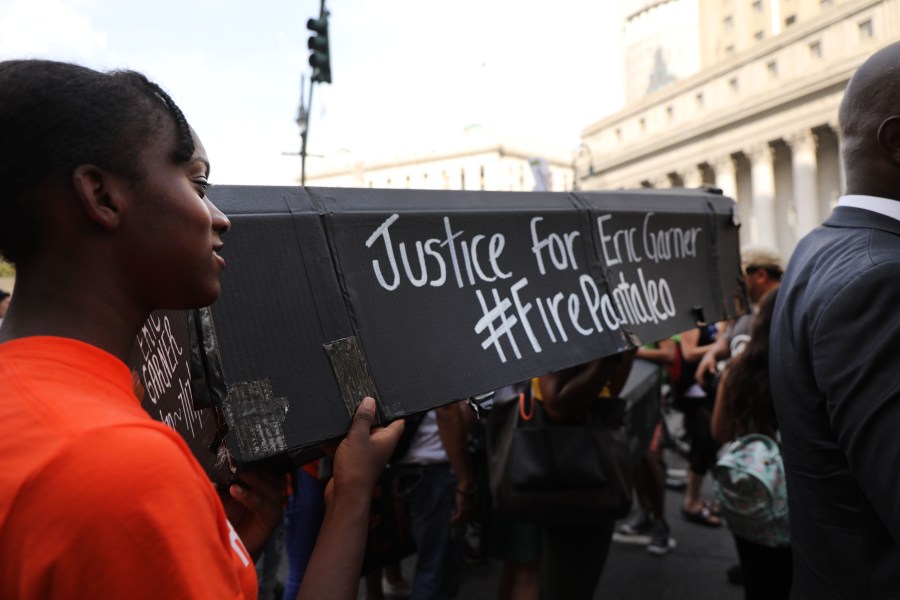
[[221, 379, 289, 462], [323, 335, 384, 421]]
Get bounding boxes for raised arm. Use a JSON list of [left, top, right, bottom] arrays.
[[297, 397, 404, 600], [694, 329, 731, 385], [436, 401, 477, 525], [711, 368, 736, 444], [635, 338, 676, 365], [539, 351, 633, 423]]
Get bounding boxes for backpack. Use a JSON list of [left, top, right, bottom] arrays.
[[712, 433, 790, 547]]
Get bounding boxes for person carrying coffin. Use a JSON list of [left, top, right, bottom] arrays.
[[0, 59, 402, 600]]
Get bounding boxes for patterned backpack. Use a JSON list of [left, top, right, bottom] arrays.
[[712, 433, 790, 547]]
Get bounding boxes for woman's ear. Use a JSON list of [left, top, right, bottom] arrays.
[[71, 164, 125, 231], [876, 115, 900, 165]]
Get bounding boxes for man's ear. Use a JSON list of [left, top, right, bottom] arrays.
[[876, 116, 900, 164], [71, 164, 125, 231]]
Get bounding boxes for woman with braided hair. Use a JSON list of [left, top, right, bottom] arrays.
[[0, 60, 402, 599], [712, 288, 791, 599]]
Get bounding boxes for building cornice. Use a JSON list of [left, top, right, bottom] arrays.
[[589, 62, 854, 175], [624, 0, 679, 22], [309, 143, 573, 179], [582, 0, 882, 137]]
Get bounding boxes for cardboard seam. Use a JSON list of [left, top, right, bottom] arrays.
[[304, 187, 388, 421], [283, 191, 331, 343], [186, 308, 236, 478], [568, 192, 640, 350]]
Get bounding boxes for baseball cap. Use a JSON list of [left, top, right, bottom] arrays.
[[741, 245, 784, 273]]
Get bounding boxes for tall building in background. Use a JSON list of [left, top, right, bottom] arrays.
[[305, 130, 573, 193], [579, 0, 899, 257], [624, 0, 701, 103]]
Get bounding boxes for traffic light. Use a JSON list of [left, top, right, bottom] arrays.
[[307, 14, 331, 84]]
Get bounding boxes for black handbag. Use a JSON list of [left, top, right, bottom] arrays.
[[486, 385, 633, 525]]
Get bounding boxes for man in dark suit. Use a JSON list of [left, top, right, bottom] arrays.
[[771, 41, 900, 599]]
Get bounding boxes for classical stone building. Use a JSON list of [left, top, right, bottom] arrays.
[[579, 0, 899, 255], [305, 132, 574, 193]]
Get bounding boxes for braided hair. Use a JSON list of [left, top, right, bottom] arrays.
[[0, 60, 195, 264]]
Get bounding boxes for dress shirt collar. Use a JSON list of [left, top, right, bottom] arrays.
[[838, 195, 900, 224]]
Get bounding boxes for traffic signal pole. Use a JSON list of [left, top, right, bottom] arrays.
[[300, 0, 331, 185], [300, 78, 313, 186]]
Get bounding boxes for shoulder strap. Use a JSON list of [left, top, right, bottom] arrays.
[[390, 411, 428, 463]]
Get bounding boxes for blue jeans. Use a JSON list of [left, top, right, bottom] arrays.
[[255, 519, 284, 600], [395, 463, 462, 600], [282, 469, 325, 600]]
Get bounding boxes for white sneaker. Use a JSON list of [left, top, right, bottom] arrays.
[[382, 574, 412, 599], [646, 520, 676, 556]]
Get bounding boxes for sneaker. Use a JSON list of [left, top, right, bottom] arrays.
[[462, 522, 484, 565], [616, 507, 651, 536], [646, 520, 675, 556], [382, 573, 412, 599], [665, 475, 688, 491]]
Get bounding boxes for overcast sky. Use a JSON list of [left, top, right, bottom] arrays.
[[0, 0, 625, 184]]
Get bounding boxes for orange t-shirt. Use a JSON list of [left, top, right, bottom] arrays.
[[0, 337, 257, 599]]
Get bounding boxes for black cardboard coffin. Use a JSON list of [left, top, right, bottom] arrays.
[[201, 186, 741, 464]]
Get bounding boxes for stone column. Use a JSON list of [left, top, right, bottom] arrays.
[[830, 121, 846, 195], [681, 166, 704, 189], [652, 175, 672, 189], [746, 143, 777, 248], [711, 155, 737, 201], [786, 129, 819, 237]]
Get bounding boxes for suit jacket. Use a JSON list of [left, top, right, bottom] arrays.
[[771, 206, 900, 599]]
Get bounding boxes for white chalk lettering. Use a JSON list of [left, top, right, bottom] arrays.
[[545, 292, 569, 342], [474, 288, 521, 364], [530, 216, 581, 275], [366, 214, 511, 291], [365, 213, 402, 291], [642, 213, 702, 264], [612, 271, 653, 325], [441, 217, 466, 287], [510, 278, 542, 353], [601, 293, 621, 331], [568, 293, 593, 336], [139, 315, 184, 405], [535, 297, 558, 343], [488, 234, 512, 280], [597, 214, 642, 267], [579, 275, 606, 334], [399, 241, 428, 287], [423, 239, 447, 287]]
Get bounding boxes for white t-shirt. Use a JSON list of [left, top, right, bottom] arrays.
[[396, 410, 448, 465]]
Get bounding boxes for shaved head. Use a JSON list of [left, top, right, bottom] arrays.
[[839, 42, 900, 197]]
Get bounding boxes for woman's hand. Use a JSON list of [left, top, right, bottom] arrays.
[[326, 397, 405, 506], [223, 469, 286, 562], [297, 397, 404, 600]]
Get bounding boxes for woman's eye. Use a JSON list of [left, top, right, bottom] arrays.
[[194, 179, 212, 197]]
